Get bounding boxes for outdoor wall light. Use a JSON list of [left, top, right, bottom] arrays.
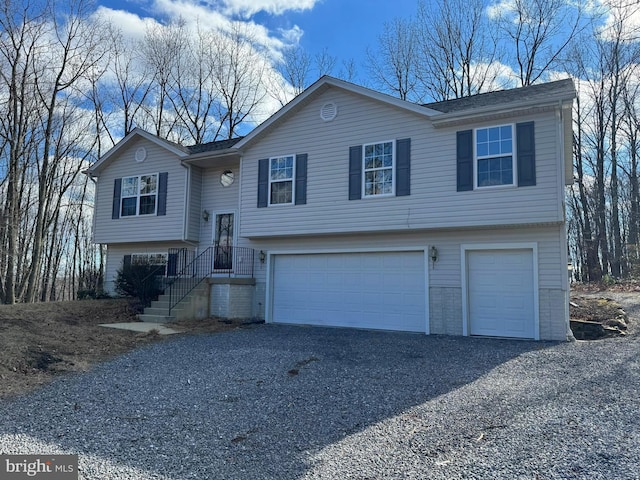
[[202, 209, 210, 222], [430, 246, 438, 266], [259, 250, 266, 264]]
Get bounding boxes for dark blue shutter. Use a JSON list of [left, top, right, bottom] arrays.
[[167, 252, 177, 276], [456, 130, 473, 191], [123, 255, 132, 269], [295, 154, 307, 205], [257, 159, 269, 207], [396, 138, 411, 196], [112, 178, 122, 219], [157, 172, 168, 216], [349, 145, 362, 200], [517, 122, 536, 187]]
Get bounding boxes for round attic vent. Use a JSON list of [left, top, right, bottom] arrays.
[[135, 147, 147, 163], [320, 102, 337, 121]]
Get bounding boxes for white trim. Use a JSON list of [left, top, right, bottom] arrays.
[[473, 124, 517, 190], [362, 140, 396, 198], [460, 242, 539, 340], [265, 246, 430, 334], [267, 154, 296, 206]]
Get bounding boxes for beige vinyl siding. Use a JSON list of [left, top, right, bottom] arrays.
[[198, 160, 241, 248], [93, 137, 187, 244], [187, 166, 203, 242], [246, 224, 567, 340], [239, 87, 564, 238]]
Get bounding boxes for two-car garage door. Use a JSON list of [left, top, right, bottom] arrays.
[[271, 251, 426, 332], [269, 247, 537, 339]]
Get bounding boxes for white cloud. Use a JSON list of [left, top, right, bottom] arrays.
[[596, 0, 640, 42], [92, 6, 161, 43], [208, 0, 318, 17]]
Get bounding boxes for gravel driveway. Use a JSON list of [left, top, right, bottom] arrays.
[[1, 297, 639, 479]]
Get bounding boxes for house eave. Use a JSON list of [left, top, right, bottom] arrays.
[[182, 148, 242, 168], [431, 95, 575, 129]]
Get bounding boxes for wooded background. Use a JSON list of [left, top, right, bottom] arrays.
[[0, 0, 638, 303]]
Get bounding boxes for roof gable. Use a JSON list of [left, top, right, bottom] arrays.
[[87, 128, 188, 175], [234, 76, 441, 150]]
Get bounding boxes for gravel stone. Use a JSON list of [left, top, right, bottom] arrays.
[[1, 305, 639, 479]]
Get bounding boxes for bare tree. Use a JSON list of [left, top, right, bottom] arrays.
[[141, 20, 186, 139], [415, 0, 501, 101], [210, 22, 268, 139], [366, 17, 420, 101], [494, 0, 586, 86]]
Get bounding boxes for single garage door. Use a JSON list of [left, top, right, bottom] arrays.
[[271, 251, 426, 332], [467, 249, 535, 339]]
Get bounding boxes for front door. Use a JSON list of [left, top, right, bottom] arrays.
[[214, 213, 234, 270]]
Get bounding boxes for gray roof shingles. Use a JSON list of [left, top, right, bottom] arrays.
[[186, 137, 243, 154], [423, 78, 575, 113]]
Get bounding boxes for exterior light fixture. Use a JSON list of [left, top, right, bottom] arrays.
[[259, 250, 266, 264], [430, 246, 438, 266], [202, 210, 210, 222]]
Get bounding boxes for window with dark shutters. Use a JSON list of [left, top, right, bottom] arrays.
[[349, 138, 411, 199], [258, 155, 308, 207]]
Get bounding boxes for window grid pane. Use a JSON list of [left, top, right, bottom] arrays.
[[476, 126, 513, 187], [121, 197, 137, 216], [477, 156, 513, 187], [269, 156, 294, 204], [139, 195, 156, 215], [363, 141, 393, 196], [120, 174, 158, 216], [270, 180, 292, 204]]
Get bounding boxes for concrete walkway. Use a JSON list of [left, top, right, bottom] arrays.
[[99, 322, 180, 335]]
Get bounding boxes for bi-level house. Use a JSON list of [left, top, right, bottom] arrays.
[[86, 76, 576, 341]]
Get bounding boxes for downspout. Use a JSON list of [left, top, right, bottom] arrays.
[[558, 101, 574, 341], [182, 163, 190, 243]]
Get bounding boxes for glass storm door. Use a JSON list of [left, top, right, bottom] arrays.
[[214, 213, 234, 270]]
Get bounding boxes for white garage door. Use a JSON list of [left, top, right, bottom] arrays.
[[467, 249, 535, 339], [271, 251, 426, 332]]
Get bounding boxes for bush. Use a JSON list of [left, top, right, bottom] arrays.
[[114, 261, 164, 307]]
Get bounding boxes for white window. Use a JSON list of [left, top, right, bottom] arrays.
[[363, 141, 394, 197], [475, 125, 514, 187], [121, 174, 158, 216], [269, 155, 295, 205]]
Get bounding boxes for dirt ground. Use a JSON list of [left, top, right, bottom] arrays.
[[0, 291, 634, 399], [0, 299, 254, 399]]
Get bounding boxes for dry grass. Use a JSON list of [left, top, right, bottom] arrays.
[[0, 299, 253, 399]]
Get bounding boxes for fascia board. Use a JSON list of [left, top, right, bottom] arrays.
[[430, 91, 576, 128]]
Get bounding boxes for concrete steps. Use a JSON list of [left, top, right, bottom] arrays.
[[139, 281, 209, 323]]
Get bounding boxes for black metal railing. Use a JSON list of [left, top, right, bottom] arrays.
[[166, 246, 255, 315]]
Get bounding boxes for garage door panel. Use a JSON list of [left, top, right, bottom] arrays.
[[468, 249, 535, 339], [272, 252, 426, 332]]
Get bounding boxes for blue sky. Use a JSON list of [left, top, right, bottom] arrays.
[[98, 0, 419, 82]]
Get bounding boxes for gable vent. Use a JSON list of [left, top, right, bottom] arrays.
[[320, 102, 338, 122]]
